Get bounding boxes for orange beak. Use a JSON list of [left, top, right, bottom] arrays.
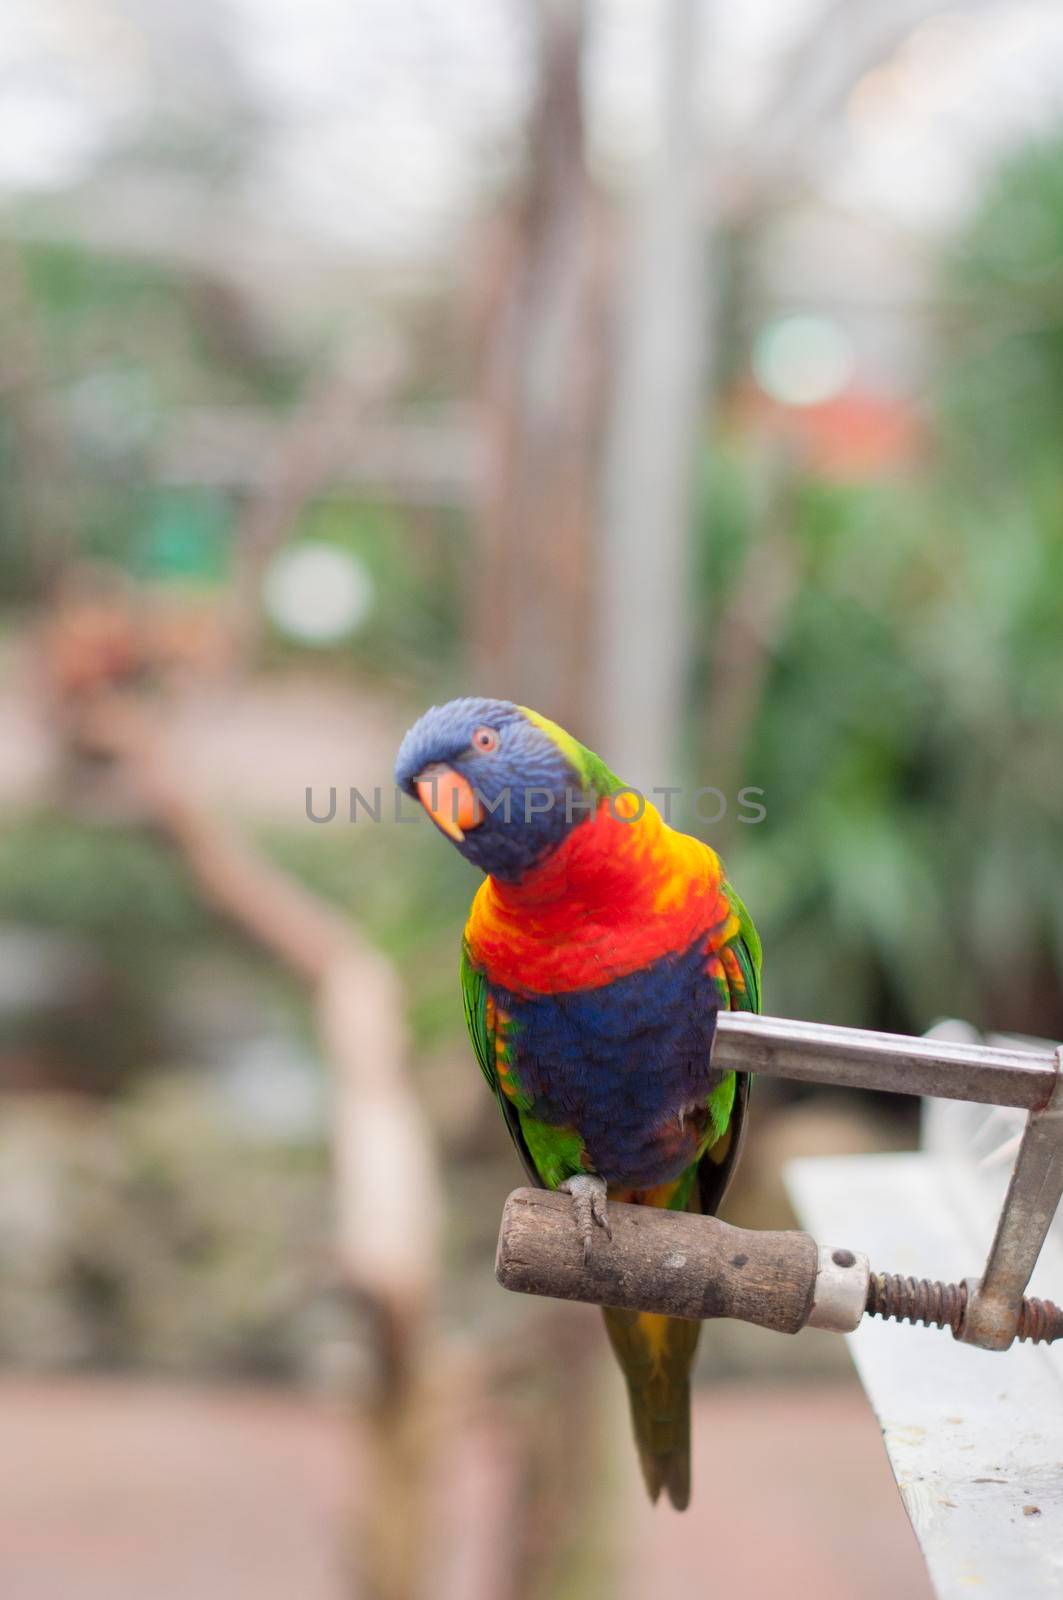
[[415, 765, 483, 842]]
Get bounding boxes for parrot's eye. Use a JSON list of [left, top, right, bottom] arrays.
[[472, 726, 499, 754]]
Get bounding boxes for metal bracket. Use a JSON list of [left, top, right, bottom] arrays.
[[958, 1046, 1063, 1349], [710, 1014, 1063, 1350]]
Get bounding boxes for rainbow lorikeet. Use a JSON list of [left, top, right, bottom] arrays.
[[395, 698, 761, 1510]]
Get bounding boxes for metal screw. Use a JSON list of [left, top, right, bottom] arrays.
[[865, 1273, 1063, 1343]]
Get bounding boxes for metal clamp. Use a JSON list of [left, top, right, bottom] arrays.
[[958, 1046, 1063, 1349], [709, 1015, 1063, 1351]]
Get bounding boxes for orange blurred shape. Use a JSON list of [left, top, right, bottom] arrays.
[[732, 382, 927, 481], [45, 602, 142, 696]]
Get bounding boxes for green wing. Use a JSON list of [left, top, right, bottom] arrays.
[[460, 939, 497, 1091], [460, 942, 541, 1186], [696, 879, 761, 1215], [721, 878, 762, 1014]]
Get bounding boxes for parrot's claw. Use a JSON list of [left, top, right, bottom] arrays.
[[559, 1174, 612, 1262]]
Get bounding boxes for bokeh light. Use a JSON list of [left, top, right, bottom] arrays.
[[262, 542, 374, 644], [752, 314, 856, 407]]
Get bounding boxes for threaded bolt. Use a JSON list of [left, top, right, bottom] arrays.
[[866, 1273, 967, 1334], [865, 1273, 1063, 1343], [1016, 1295, 1063, 1343]]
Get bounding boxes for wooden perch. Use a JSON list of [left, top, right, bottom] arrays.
[[497, 1188, 869, 1336]]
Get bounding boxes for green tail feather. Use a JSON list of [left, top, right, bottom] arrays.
[[603, 1079, 752, 1511], [603, 1305, 699, 1510]]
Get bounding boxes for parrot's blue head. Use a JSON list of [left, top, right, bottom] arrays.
[[395, 697, 600, 880]]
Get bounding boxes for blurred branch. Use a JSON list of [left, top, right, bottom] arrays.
[[37, 580, 616, 1597], [159, 404, 477, 507], [64, 686, 440, 1600]]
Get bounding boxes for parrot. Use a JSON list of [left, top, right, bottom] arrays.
[[395, 697, 761, 1510]]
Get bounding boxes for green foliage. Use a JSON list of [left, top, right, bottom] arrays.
[[0, 240, 296, 595], [0, 814, 211, 945], [262, 809, 474, 1046], [133, 489, 234, 583], [264, 499, 464, 685], [23, 240, 293, 407], [938, 136, 1063, 482], [695, 134, 1063, 1039], [0, 814, 313, 1092], [0, 1081, 330, 1374]]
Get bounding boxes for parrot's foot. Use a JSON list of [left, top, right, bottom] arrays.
[[559, 1174, 612, 1262]]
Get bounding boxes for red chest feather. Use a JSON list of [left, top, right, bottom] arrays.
[[464, 797, 738, 994]]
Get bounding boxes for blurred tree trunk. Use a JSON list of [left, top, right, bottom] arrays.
[[471, 0, 934, 777], [592, 0, 710, 791], [471, 0, 608, 731]]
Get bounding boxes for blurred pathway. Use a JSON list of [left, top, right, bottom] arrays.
[[622, 1383, 932, 1600], [0, 1377, 931, 1600], [0, 1380, 351, 1600]]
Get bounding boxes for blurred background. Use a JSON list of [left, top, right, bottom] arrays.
[[1, 0, 1062, 1595]]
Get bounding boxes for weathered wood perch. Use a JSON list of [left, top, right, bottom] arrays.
[[496, 1187, 870, 1336]]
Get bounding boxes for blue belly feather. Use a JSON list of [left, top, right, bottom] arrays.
[[488, 936, 723, 1189]]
